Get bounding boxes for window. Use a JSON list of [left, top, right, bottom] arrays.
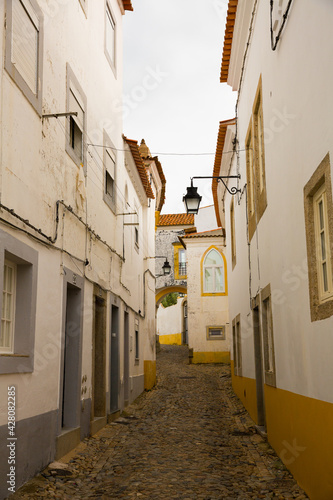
[[207, 326, 225, 341], [230, 197, 236, 269], [261, 285, 276, 387], [105, 1, 116, 71], [103, 132, 117, 211], [1, 261, 17, 353], [232, 315, 242, 376], [173, 243, 186, 279], [314, 185, 333, 302], [246, 76, 267, 241], [304, 153, 333, 321], [202, 247, 227, 296], [5, 0, 44, 114], [178, 249, 186, 276], [134, 206, 139, 249], [66, 64, 86, 168], [0, 230, 38, 374]]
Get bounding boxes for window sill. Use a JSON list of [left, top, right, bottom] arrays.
[[103, 194, 116, 214]]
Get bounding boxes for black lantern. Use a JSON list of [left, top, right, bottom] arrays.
[[162, 259, 171, 275], [183, 181, 202, 215]]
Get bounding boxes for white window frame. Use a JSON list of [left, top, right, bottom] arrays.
[[203, 248, 225, 294], [1, 260, 17, 354], [314, 184, 333, 303], [0, 232, 38, 374], [178, 248, 186, 276], [5, 0, 44, 115], [66, 64, 87, 170], [105, 0, 117, 74], [103, 132, 117, 212], [134, 205, 139, 250]]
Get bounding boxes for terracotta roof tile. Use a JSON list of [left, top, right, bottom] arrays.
[[212, 119, 236, 227], [122, 0, 133, 12], [182, 228, 225, 239], [220, 0, 239, 83], [157, 213, 194, 227], [124, 136, 155, 199]]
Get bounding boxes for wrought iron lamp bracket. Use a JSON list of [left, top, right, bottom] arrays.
[[191, 175, 241, 196]]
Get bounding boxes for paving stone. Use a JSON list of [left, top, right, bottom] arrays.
[[10, 346, 308, 500]]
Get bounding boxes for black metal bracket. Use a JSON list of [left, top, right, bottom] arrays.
[[191, 175, 241, 196]]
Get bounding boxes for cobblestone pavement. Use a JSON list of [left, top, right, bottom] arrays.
[[11, 346, 308, 500]]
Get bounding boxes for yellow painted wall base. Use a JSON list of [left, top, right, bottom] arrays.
[[159, 333, 182, 345], [265, 385, 333, 500], [191, 351, 230, 364], [231, 361, 258, 424], [144, 360, 156, 390]]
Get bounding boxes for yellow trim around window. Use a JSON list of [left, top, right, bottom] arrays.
[[173, 243, 186, 279], [201, 245, 228, 297]]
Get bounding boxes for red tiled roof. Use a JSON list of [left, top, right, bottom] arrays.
[[157, 213, 194, 227], [179, 228, 225, 248], [182, 228, 225, 239], [212, 119, 236, 227], [153, 156, 166, 212], [220, 0, 239, 83], [122, 0, 133, 12], [124, 136, 155, 199]]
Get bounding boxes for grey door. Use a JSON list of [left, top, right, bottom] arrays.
[[93, 295, 106, 418], [110, 305, 119, 413], [124, 311, 130, 404], [62, 284, 81, 429]]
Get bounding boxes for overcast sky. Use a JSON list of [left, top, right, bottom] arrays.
[[123, 0, 237, 214]]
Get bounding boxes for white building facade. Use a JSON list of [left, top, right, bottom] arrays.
[[216, 1, 333, 498], [0, 1, 163, 496]]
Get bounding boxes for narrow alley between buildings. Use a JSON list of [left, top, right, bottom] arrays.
[[11, 347, 307, 500]]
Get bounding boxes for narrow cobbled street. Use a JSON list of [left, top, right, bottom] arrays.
[[12, 346, 308, 500]]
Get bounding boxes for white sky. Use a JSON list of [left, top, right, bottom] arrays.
[[123, 0, 237, 214]]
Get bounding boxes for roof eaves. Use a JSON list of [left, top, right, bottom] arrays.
[[123, 135, 155, 199], [220, 0, 239, 83], [122, 0, 133, 12], [212, 118, 236, 227], [153, 156, 166, 212]]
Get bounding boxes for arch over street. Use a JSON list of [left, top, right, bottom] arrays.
[[155, 285, 187, 306]]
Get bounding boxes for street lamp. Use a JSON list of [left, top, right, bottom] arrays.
[[183, 175, 241, 215], [161, 259, 171, 275], [145, 256, 171, 276], [183, 180, 202, 215]]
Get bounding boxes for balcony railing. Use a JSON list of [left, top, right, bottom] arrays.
[[179, 262, 187, 276]]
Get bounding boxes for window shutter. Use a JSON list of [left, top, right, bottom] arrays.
[[105, 150, 115, 179], [12, 0, 38, 94], [106, 5, 115, 63], [69, 90, 84, 130]]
